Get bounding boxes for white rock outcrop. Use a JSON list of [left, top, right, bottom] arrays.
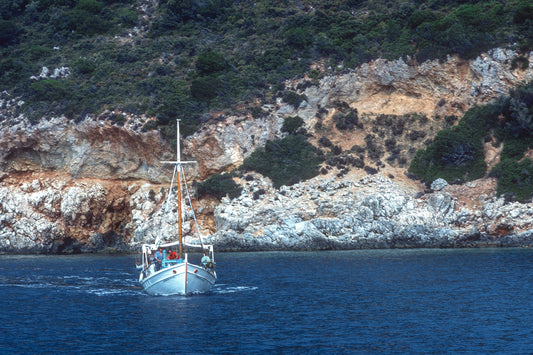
[[206, 174, 533, 251]]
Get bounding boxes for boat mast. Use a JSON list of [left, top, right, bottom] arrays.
[[160, 119, 197, 257], [176, 122, 184, 260]]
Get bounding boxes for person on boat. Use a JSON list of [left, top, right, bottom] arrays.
[[201, 254, 214, 269], [154, 248, 162, 271], [168, 250, 177, 260]]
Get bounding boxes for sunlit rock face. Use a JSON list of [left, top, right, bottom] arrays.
[[0, 175, 134, 253], [184, 114, 284, 179], [0, 115, 172, 182], [290, 49, 533, 134]]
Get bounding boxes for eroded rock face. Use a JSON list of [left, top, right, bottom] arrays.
[[0, 174, 134, 253], [184, 114, 283, 179], [0, 173, 213, 254], [0, 115, 172, 182], [296, 49, 533, 123]]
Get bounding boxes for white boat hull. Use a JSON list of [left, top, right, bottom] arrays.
[[140, 262, 216, 296]]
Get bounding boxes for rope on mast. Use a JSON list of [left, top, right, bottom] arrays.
[[153, 163, 178, 247], [157, 120, 200, 256], [180, 164, 206, 251]]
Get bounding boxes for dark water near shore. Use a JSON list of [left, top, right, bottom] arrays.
[[0, 248, 532, 354]]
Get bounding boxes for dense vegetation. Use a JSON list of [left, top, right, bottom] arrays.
[[409, 81, 533, 202], [241, 133, 324, 188], [1, 0, 532, 137], [2, 0, 533, 196], [196, 172, 242, 199]]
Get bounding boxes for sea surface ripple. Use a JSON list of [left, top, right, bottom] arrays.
[[0, 248, 532, 354]]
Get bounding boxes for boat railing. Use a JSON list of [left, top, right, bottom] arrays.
[[139, 242, 215, 273], [161, 257, 184, 268], [142, 242, 214, 251]]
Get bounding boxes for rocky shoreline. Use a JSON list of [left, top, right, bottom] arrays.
[[1, 168, 532, 254], [205, 174, 533, 252]]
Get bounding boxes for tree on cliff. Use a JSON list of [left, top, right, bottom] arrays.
[[409, 80, 533, 202], [241, 134, 324, 188]]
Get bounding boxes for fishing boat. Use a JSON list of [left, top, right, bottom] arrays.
[[138, 120, 216, 295]]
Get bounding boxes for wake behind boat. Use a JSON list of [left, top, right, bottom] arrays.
[[138, 120, 216, 295]]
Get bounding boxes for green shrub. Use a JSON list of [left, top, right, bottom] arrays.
[[500, 137, 530, 160], [0, 0, 27, 19], [454, 104, 500, 139], [285, 27, 312, 50], [0, 56, 26, 85], [196, 50, 228, 75], [409, 128, 487, 185], [333, 109, 359, 130], [319, 136, 333, 148], [197, 173, 242, 200], [364, 134, 384, 161], [513, 1, 533, 25], [27, 45, 52, 60], [73, 58, 96, 74], [511, 56, 529, 71], [254, 48, 288, 72], [115, 50, 137, 64], [250, 105, 266, 118], [190, 76, 221, 101], [116, 8, 138, 27], [242, 134, 324, 188], [75, 0, 102, 13], [142, 120, 158, 132], [29, 79, 72, 101], [281, 91, 306, 108], [503, 96, 533, 140], [164, 0, 230, 23], [36, 0, 77, 11], [65, 8, 109, 35], [281, 115, 304, 134], [444, 115, 458, 127], [0, 19, 19, 46], [165, 0, 196, 22], [491, 158, 533, 202], [407, 10, 439, 29]]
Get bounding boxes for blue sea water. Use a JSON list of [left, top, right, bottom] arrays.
[[0, 248, 532, 354]]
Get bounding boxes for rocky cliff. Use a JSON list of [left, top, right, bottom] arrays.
[[207, 173, 533, 250], [1, 48, 532, 253]]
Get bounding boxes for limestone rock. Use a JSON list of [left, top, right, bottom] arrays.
[[184, 114, 283, 178], [0, 116, 171, 182], [205, 172, 533, 251], [431, 178, 449, 191]]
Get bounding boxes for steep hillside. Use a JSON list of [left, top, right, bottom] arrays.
[[1, 49, 533, 253], [186, 49, 533, 179], [1, 0, 532, 137], [1, 0, 533, 252]]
